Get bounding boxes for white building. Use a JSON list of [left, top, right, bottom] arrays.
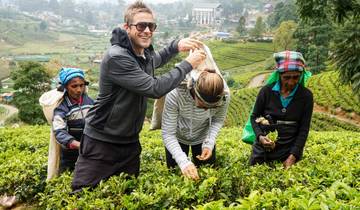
[[245, 9, 261, 29], [192, 3, 223, 26], [0, 0, 19, 10], [264, 3, 274, 13]]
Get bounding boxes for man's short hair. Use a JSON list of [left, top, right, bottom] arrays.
[[124, 1, 154, 24]]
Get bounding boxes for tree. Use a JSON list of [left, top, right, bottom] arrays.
[[331, 19, 360, 97], [39, 21, 48, 31], [11, 61, 51, 124], [297, 0, 359, 24], [294, 19, 333, 74], [45, 59, 62, 77], [273, 20, 297, 51], [267, 0, 299, 28], [250, 16, 265, 39], [297, 0, 360, 96], [294, 0, 333, 74], [236, 16, 246, 36]]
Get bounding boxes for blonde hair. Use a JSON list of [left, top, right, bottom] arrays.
[[196, 70, 224, 100], [124, 1, 153, 24]]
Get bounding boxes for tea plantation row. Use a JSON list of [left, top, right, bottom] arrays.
[[0, 125, 359, 209]]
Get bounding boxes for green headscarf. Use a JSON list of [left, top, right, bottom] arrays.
[[266, 70, 312, 87]]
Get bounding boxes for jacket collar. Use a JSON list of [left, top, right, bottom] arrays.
[[110, 27, 154, 59], [64, 93, 83, 106]]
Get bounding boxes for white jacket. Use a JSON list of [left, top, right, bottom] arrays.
[[161, 84, 230, 170]]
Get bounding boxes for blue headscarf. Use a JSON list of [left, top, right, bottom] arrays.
[[58, 67, 85, 86]]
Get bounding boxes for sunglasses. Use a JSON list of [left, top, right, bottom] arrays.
[[129, 22, 157, 32], [281, 74, 301, 80]]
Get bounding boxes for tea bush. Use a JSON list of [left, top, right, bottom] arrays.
[[0, 126, 48, 201], [308, 71, 360, 114], [0, 125, 359, 209]]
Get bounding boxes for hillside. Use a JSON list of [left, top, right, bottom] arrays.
[[0, 9, 55, 46], [0, 125, 358, 209], [308, 71, 360, 115], [0, 8, 108, 83], [207, 41, 273, 71], [225, 70, 360, 131]]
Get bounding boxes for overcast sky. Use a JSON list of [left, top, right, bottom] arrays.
[[77, 0, 181, 4], [132, 0, 180, 3], [136, 0, 179, 4]]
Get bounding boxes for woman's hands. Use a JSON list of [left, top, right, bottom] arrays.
[[181, 163, 199, 180], [181, 148, 213, 180], [259, 135, 297, 169], [196, 147, 212, 161], [259, 135, 275, 150], [283, 154, 296, 169]]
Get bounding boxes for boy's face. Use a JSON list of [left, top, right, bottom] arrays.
[[125, 12, 155, 53]]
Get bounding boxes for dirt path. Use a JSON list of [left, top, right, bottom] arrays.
[[314, 104, 360, 127], [247, 73, 267, 88], [0, 104, 19, 126]]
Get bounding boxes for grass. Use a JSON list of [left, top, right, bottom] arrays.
[[206, 41, 274, 71]]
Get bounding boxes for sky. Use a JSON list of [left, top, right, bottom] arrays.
[[130, 0, 180, 3], [76, 0, 181, 4]]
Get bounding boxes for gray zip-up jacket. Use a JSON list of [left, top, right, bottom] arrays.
[[162, 84, 230, 170], [84, 28, 193, 144]]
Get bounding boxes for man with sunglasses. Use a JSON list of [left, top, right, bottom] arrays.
[[249, 50, 313, 169], [162, 69, 230, 180], [71, 1, 206, 191]]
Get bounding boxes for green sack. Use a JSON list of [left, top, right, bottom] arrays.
[[241, 70, 312, 144], [241, 117, 255, 144]]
